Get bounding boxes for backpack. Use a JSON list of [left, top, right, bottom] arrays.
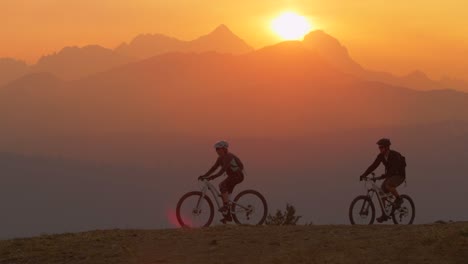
[[400, 154, 407, 177]]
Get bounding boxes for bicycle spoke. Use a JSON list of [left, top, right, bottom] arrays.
[[232, 190, 267, 225], [391, 195, 415, 225], [176, 192, 214, 228], [349, 195, 375, 225]]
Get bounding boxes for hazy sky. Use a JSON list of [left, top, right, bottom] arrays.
[[2, 0, 467, 79]]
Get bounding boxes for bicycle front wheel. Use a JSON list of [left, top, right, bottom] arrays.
[[392, 194, 416, 225], [176, 191, 214, 228], [232, 190, 268, 225], [349, 195, 375, 225]]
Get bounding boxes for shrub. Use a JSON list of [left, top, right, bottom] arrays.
[[265, 203, 302, 225]]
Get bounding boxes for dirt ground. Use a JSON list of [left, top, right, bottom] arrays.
[[1, 223, 468, 264]]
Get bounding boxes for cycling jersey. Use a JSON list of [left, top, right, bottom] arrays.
[[204, 152, 244, 178]]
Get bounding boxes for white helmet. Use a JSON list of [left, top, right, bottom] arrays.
[[214, 140, 229, 149]]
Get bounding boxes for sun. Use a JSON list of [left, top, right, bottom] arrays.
[[271, 12, 312, 40]]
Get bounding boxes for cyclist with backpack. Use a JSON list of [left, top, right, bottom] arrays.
[[198, 140, 244, 223], [359, 138, 407, 223]]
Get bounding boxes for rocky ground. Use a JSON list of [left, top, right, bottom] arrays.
[[1, 223, 468, 264]]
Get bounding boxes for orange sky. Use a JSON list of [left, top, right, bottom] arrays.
[[1, 0, 467, 80]]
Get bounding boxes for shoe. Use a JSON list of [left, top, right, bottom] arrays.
[[218, 204, 231, 213], [220, 214, 232, 224], [393, 197, 403, 209], [376, 215, 390, 223]]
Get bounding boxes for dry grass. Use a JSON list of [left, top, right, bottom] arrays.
[[1, 223, 468, 264]]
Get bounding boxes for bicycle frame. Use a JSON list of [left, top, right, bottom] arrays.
[[198, 179, 224, 210], [364, 176, 395, 216], [197, 179, 252, 215]]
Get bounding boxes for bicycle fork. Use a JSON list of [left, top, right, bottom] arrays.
[[359, 193, 373, 216], [194, 187, 209, 214]]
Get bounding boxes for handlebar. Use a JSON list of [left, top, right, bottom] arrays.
[[362, 172, 383, 182], [198, 176, 213, 182]]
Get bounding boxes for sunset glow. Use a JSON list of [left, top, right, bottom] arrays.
[[271, 12, 312, 40], [2, 0, 468, 245]]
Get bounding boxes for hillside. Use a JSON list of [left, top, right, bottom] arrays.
[[1, 223, 467, 264]]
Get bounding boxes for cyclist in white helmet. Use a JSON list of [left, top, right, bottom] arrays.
[[199, 140, 244, 223]]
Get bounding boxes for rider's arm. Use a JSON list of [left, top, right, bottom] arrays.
[[362, 154, 382, 177], [203, 158, 221, 177], [210, 156, 230, 179]]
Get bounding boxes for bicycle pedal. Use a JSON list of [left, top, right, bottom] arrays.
[[220, 216, 232, 224]]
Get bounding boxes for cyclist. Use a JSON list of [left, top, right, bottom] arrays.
[[198, 140, 244, 223], [359, 138, 406, 223]]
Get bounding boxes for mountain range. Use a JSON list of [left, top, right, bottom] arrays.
[[1, 25, 467, 92], [302, 30, 468, 92], [0, 25, 253, 85], [115, 24, 253, 59], [1, 39, 468, 162]]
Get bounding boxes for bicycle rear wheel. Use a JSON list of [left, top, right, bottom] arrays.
[[392, 194, 415, 225], [349, 195, 375, 225], [232, 190, 268, 225], [176, 191, 214, 228]]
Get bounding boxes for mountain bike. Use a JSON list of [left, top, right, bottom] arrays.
[[176, 178, 268, 228], [349, 173, 415, 225]]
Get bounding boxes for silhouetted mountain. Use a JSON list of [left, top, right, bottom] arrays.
[[0, 58, 29, 87], [32, 45, 134, 80], [2, 29, 466, 93], [302, 31, 468, 92], [399, 70, 442, 90], [189, 24, 253, 54], [2, 41, 468, 161], [115, 34, 184, 59], [439, 76, 468, 91], [1, 25, 253, 85], [115, 24, 253, 59], [303, 30, 365, 75]]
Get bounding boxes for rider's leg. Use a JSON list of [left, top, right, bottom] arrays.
[[387, 175, 406, 197], [387, 182, 403, 209], [219, 173, 244, 222], [219, 180, 230, 207], [387, 184, 400, 199], [387, 175, 405, 208], [218, 181, 233, 223], [221, 192, 229, 204], [220, 172, 244, 206], [383, 180, 400, 199]]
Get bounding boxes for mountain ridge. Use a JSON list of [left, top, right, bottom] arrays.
[[2, 27, 468, 92], [115, 24, 254, 59]]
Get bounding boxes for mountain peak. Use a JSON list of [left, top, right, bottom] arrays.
[[303, 30, 346, 51], [191, 24, 254, 54], [302, 30, 364, 74], [208, 24, 234, 37]]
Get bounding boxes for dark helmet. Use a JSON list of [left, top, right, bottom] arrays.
[[377, 138, 391, 147]]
